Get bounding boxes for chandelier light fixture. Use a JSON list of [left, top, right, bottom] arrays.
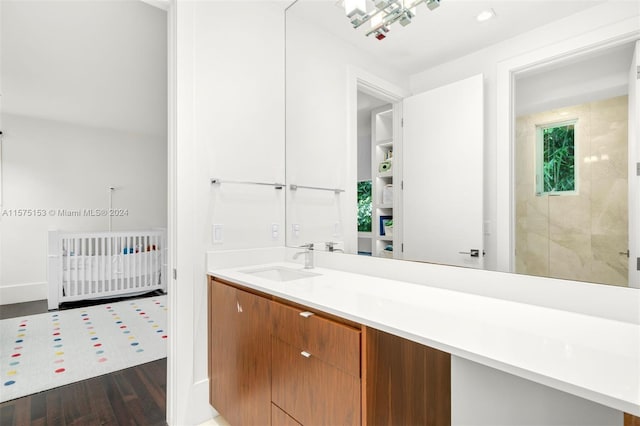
[[344, 0, 441, 40]]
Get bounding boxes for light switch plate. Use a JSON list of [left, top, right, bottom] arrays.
[[483, 220, 491, 236], [292, 223, 300, 238], [271, 223, 279, 240], [213, 224, 224, 244]]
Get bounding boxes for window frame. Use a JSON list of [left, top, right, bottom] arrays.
[[535, 119, 578, 196]]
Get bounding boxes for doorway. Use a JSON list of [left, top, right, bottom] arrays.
[[513, 43, 636, 286], [0, 0, 168, 411], [356, 90, 393, 257]]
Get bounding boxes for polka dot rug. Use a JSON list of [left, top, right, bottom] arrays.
[[0, 294, 167, 402]]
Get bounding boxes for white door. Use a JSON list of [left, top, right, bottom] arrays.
[[402, 74, 484, 268], [629, 41, 639, 288]]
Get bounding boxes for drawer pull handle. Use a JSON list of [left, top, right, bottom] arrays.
[[299, 311, 315, 318], [301, 351, 312, 358]]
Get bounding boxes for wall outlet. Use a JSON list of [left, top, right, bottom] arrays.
[[292, 223, 300, 239], [212, 224, 224, 244], [271, 223, 279, 240]]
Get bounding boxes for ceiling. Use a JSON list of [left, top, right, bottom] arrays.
[[515, 42, 635, 115], [287, 0, 606, 75]]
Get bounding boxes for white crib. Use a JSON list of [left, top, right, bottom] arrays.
[[47, 230, 167, 310]]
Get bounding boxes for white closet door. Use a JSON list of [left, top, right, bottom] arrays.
[[402, 74, 484, 268]]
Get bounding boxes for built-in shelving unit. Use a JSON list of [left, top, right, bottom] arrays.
[[371, 106, 397, 259]]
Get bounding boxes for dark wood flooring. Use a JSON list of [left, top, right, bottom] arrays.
[[0, 299, 49, 320], [0, 297, 167, 426]]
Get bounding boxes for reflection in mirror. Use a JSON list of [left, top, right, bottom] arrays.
[[514, 43, 636, 287], [285, 0, 639, 288]]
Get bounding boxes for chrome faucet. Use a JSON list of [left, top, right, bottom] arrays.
[[293, 243, 314, 269], [325, 242, 344, 253]]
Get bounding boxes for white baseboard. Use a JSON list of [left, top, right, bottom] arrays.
[[0, 282, 48, 305], [188, 378, 218, 425]]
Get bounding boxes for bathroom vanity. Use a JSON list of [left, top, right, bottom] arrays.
[[208, 260, 640, 426], [208, 275, 450, 425]]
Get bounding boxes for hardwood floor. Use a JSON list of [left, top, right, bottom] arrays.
[[0, 296, 167, 425], [0, 359, 166, 426], [0, 358, 167, 426], [0, 299, 49, 320]]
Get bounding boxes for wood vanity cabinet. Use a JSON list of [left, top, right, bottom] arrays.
[[625, 413, 640, 426], [208, 278, 271, 426], [208, 276, 451, 426]]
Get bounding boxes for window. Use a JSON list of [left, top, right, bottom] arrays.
[[357, 180, 372, 232], [536, 120, 576, 195]]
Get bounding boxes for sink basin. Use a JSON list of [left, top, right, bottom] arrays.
[[240, 266, 320, 282]]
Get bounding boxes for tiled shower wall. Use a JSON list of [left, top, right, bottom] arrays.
[[515, 95, 629, 286]]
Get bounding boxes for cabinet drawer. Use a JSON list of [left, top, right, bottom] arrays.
[[271, 301, 361, 377], [272, 337, 360, 426], [272, 403, 302, 426]]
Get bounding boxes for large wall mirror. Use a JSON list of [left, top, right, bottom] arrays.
[[285, 0, 640, 289]]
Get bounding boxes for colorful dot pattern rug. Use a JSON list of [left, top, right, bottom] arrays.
[[0, 294, 167, 403]]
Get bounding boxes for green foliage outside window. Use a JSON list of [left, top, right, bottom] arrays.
[[541, 124, 575, 193], [357, 181, 372, 232]]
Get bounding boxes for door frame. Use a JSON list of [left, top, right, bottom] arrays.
[[345, 67, 409, 254], [495, 17, 640, 276]]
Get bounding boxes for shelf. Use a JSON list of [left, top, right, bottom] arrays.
[[376, 138, 393, 147], [358, 232, 373, 238], [376, 203, 392, 209], [377, 172, 393, 179]]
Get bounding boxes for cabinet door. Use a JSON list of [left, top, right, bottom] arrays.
[[272, 337, 360, 426], [209, 279, 272, 426], [209, 279, 239, 421], [364, 327, 451, 426], [235, 288, 272, 425]]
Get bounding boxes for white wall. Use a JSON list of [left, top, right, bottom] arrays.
[[0, 0, 167, 304], [173, 1, 285, 424], [286, 10, 409, 250], [452, 357, 621, 426]]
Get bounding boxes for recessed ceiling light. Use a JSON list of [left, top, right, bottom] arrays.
[[476, 8, 496, 22]]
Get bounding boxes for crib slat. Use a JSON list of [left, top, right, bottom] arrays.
[[82, 238, 86, 296], [134, 235, 138, 289], [126, 236, 131, 291], [108, 236, 113, 294], [60, 239, 66, 302], [153, 234, 158, 286]]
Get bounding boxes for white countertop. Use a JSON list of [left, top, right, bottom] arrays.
[[209, 262, 640, 417]]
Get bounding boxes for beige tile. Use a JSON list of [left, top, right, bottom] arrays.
[[516, 231, 550, 277], [548, 234, 592, 282], [549, 194, 591, 235], [514, 96, 628, 285], [591, 178, 628, 235], [591, 234, 628, 286]]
